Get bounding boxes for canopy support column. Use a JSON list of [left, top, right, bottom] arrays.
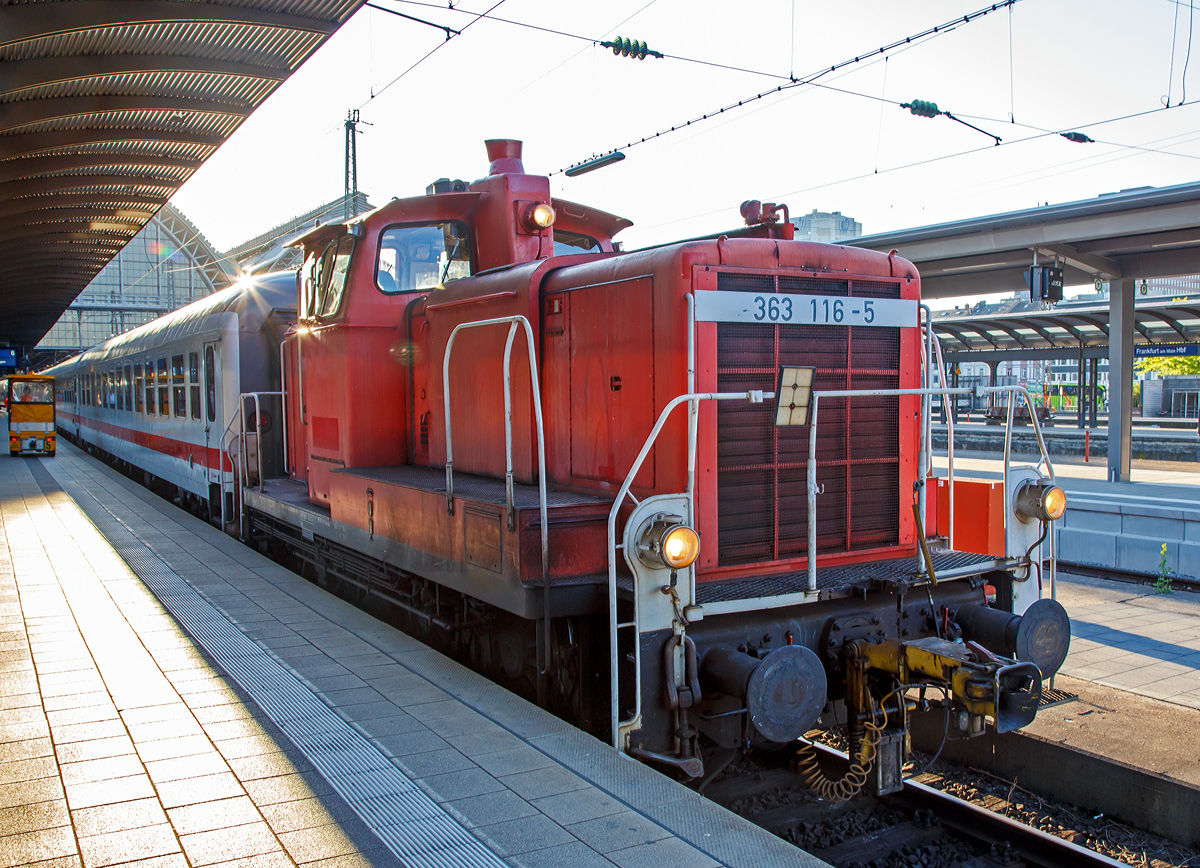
[[1108, 280, 1134, 481]]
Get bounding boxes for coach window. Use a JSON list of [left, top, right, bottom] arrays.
[[124, 365, 133, 412], [101, 371, 110, 409], [376, 222, 471, 294], [204, 346, 216, 423], [157, 358, 169, 417], [189, 352, 201, 420], [134, 365, 144, 413], [146, 361, 156, 414], [172, 355, 186, 417], [117, 367, 125, 411]]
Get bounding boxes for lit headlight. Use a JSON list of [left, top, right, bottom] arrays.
[[662, 525, 700, 568], [637, 516, 701, 570], [1014, 480, 1067, 523], [523, 202, 556, 232]]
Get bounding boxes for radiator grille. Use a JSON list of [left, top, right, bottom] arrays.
[[715, 271, 902, 567]]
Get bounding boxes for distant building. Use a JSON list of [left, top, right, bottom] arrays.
[[789, 209, 862, 244]]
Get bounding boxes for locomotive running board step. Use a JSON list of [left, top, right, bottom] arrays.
[[697, 550, 1006, 614]]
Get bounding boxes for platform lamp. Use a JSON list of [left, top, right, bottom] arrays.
[[775, 366, 817, 426]]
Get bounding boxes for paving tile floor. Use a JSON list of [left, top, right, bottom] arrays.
[[0, 453, 401, 868], [1056, 572, 1200, 708], [1, 443, 825, 868]]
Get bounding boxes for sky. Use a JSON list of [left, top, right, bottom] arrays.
[[173, 0, 1200, 307]]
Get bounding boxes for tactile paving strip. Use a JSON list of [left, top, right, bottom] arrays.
[[33, 461, 507, 868]]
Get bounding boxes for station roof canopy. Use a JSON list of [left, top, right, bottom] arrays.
[[931, 295, 1200, 360], [850, 181, 1200, 299], [0, 0, 363, 349]]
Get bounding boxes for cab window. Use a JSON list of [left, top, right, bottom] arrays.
[[553, 230, 602, 255], [376, 222, 471, 294], [301, 235, 355, 319]]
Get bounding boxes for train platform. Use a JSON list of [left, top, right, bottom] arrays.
[[0, 443, 823, 868], [1053, 572, 1200, 712]]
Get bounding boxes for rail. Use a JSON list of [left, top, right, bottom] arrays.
[[607, 389, 774, 751], [806, 384, 1055, 594], [441, 315, 552, 676]]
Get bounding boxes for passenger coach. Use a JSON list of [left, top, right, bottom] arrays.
[[46, 273, 293, 517]]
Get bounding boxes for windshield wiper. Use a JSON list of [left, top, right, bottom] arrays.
[[441, 239, 462, 283]]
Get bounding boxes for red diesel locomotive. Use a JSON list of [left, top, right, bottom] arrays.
[[54, 140, 1070, 792]]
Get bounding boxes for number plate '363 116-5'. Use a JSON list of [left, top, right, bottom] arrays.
[[694, 290, 918, 328]]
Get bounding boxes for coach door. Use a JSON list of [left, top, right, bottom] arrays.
[[203, 343, 221, 506]]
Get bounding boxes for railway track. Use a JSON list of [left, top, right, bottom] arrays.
[[705, 742, 1125, 868]]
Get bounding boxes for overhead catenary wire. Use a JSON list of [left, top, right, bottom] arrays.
[[383, 0, 793, 82], [358, 0, 508, 109], [637, 98, 1200, 237], [554, 0, 1022, 175]]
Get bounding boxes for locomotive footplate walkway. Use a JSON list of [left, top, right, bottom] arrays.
[[0, 443, 825, 868]]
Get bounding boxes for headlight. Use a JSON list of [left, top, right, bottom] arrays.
[[636, 515, 701, 570], [1014, 480, 1067, 523], [522, 202, 556, 232], [662, 525, 700, 568]]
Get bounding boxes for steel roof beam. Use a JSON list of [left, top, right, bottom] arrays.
[[1, 129, 225, 160], [1137, 310, 1191, 341], [0, 210, 156, 232], [0, 55, 288, 99], [0, 174, 182, 199], [0, 96, 253, 135], [0, 193, 164, 219], [0, 153, 203, 185], [0, 1, 337, 42], [1037, 242, 1123, 279]]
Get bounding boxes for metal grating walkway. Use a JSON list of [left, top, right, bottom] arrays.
[[32, 460, 508, 868]]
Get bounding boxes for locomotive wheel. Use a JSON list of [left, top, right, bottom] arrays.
[[550, 617, 584, 722]]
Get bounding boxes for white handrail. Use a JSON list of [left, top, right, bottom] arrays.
[[441, 315, 551, 673], [931, 331, 954, 548], [806, 384, 1056, 593], [607, 389, 773, 751]]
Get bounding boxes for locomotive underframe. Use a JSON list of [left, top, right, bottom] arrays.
[[240, 475, 1020, 764]]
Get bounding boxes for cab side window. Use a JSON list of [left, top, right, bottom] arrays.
[[376, 222, 471, 294], [300, 236, 355, 319]]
